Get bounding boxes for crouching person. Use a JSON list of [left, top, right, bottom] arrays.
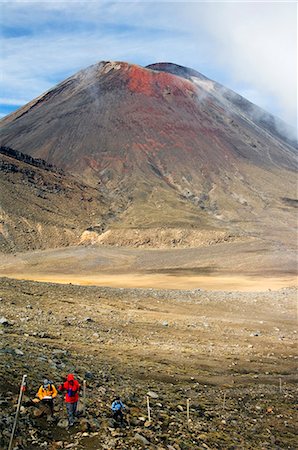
[[111, 396, 125, 426], [59, 374, 80, 427], [34, 379, 58, 417]]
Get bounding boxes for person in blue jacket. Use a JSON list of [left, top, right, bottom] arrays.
[[111, 396, 125, 425]]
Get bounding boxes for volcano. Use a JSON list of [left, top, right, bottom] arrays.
[[0, 61, 297, 251]]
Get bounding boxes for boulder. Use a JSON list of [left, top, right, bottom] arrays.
[[33, 408, 44, 418], [0, 317, 12, 326], [147, 391, 159, 399], [57, 418, 69, 428], [89, 417, 100, 431], [84, 371, 93, 379], [79, 418, 90, 431], [50, 442, 64, 449], [134, 432, 150, 445], [14, 349, 24, 356]]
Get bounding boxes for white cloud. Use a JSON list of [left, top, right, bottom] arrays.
[[180, 2, 297, 126], [0, 97, 32, 105], [0, 1, 296, 128]]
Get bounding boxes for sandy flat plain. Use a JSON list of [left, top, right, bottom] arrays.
[[0, 271, 296, 291], [0, 242, 297, 291]]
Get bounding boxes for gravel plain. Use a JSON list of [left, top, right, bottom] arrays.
[[0, 277, 297, 449]]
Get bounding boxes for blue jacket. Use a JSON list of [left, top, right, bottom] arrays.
[[111, 399, 125, 411]]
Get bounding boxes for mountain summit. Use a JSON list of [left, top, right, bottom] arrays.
[[0, 61, 297, 251]]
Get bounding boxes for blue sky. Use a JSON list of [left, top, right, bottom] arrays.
[[0, 1, 297, 128]]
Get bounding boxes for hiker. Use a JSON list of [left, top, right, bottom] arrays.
[[111, 396, 125, 425], [58, 374, 80, 426], [34, 379, 58, 416]]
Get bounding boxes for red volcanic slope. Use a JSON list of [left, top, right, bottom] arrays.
[[126, 64, 196, 97], [0, 61, 297, 235], [1, 61, 295, 174]]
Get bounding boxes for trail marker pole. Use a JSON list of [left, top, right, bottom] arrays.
[[186, 398, 190, 426], [8, 374, 27, 450], [147, 396, 151, 422], [223, 392, 226, 410], [83, 380, 86, 415]]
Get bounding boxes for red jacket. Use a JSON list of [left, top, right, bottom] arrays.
[[59, 378, 80, 403]]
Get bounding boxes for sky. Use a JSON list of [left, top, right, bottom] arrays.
[[0, 0, 297, 129]]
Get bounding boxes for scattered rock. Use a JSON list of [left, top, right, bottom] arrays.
[[0, 317, 12, 326], [14, 349, 24, 356], [84, 371, 93, 379], [147, 391, 159, 399], [64, 443, 78, 449], [33, 408, 44, 418], [57, 419, 69, 428], [134, 433, 150, 445], [79, 418, 90, 431], [51, 441, 64, 449], [107, 418, 115, 428]]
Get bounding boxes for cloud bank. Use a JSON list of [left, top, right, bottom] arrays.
[[0, 1, 297, 129]]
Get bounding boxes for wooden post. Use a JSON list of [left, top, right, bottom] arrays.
[[83, 380, 86, 415], [147, 396, 151, 422], [223, 392, 226, 410], [8, 374, 27, 450], [186, 398, 190, 426], [279, 378, 282, 393]]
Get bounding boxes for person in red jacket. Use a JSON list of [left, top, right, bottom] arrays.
[[58, 374, 80, 426]]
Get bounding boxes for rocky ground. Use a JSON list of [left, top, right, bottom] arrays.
[[0, 277, 297, 449]]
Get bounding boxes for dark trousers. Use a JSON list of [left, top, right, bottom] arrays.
[[41, 399, 54, 415], [66, 401, 77, 425], [113, 410, 124, 423]]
